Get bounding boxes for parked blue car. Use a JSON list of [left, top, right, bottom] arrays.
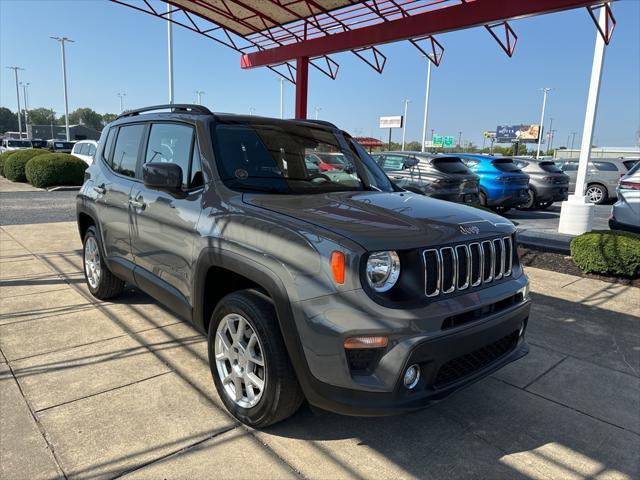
[[458, 154, 530, 212]]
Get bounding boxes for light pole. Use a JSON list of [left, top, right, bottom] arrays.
[[20, 82, 30, 134], [49, 109, 56, 140], [194, 90, 205, 105], [51, 37, 74, 141], [420, 58, 432, 153], [117, 93, 126, 113], [167, 3, 174, 104], [548, 129, 556, 154], [249, 107, 256, 116], [546, 117, 554, 155], [570, 131, 577, 153], [401, 99, 410, 151], [536, 87, 551, 158], [7, 67, 24, 138], [314, 106, 322, 120], [458, 131, 462, 148], [279, 77, 284, 119]]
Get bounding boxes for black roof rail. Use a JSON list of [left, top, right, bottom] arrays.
[[291, 118, 337, 129], [117, 104, 213, 119]]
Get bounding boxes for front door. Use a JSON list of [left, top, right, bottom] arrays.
[[129, 122, 204, 315]]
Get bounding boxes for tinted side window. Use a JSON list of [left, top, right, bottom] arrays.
[[382, 155, 406, 171], [562, 162, 578, 171], [593, 161, 617, 171], [102, 128, 117, 163], [112, 124, 145, 178], [86, 143, 97, 156], [145, 123, 194, 189]]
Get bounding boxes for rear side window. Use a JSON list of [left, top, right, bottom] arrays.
[[76, 143, 88, 155], [145, 123, 195, 189], [433, 158, 471, 174], [593, 161, 618, 171], [111, 124, 145, 178], [86, 143, 96, 156], [492, 159, 522, 173], [561, 162, 578, 171], [623, 160, 638, 171], [539, 161, 563, 173]]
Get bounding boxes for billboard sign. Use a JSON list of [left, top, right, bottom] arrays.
[[443, 136, 455, 148], [483, 131, 496, 139], [496, 124, 541, 143], [379, 116, 403, 129], [432, 134, 443, 147]]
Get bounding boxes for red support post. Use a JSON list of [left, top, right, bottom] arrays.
[[295, 56, 309, 119]]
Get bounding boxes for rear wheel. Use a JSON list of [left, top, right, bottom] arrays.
[[83, 226, 124, 300], [518, 189, 537, 210], [585, 184, 608, 205], [208, 289, 304, 428]]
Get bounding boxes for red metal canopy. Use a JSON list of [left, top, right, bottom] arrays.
[[112, 0, 610, 119]]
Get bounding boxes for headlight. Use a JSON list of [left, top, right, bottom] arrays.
[[366, 251, 400, 292]]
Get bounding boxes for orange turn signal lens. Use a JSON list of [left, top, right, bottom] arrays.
[[331, 251, 345, 285], [344, 336, 388, 349]]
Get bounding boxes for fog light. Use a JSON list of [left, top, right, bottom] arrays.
[[403, 364, 420, 389]]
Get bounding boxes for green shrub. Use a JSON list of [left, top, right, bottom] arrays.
[[3, 149, 48, 182], [570, 230, 640, 278], [0, 150, 20, 177], [25, 153, 88, 188]]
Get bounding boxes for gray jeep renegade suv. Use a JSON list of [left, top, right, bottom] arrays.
[[77, 104, 530, 427]]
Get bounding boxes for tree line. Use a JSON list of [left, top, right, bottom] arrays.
[[0, 107, 117, 134]]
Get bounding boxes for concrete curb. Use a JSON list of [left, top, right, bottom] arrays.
[[47, 186, 81, 192], [516, 231, 572, 254]]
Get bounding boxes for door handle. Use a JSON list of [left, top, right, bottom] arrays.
[[93, 184, 106, 195], [129, 199, 146, 210]]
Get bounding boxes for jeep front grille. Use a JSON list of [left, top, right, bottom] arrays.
[[424, 236, 513, 297]]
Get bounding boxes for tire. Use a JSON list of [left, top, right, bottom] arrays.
[[479, 191, 488, 206], [208, 289, 304, 428], [83, 226, 125, 300], [585, 183, 608, 205], [517, 189, 536, 210]]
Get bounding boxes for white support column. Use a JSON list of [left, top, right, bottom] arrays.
[[421, 60, 432, 153], [401, 99, 410, 151], [167, 4, 174, 104], [558, 4, 608, 235]]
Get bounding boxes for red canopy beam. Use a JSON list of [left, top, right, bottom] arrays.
[[241, 0, 603, 68]]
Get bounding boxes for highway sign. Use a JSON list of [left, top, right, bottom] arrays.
[[432, 134, 443, 147], [443, 136, 455, 147]]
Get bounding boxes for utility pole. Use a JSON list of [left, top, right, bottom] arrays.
[[20, 82, 30, 134], [420, 58, 432, 153], [546, 117, 554, 155], [50, 37, 74, 141], [194, 90, 205, 105], [249, 107, 256, 116], [314, 106, 322, 120], [549, 129, 556, 154], [167, 3, 174, 104], [7, 67, 24, 138], [279, 77, 284, 119], [458, 131, 462, 148], [570, 132, 577, 153], [401, 99, 410, 151], [117, 93, 126, 113], [49, 109, 56, 140], [536, 87, 551, 158]]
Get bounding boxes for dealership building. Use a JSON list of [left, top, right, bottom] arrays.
[[554, 147, 640, 159]]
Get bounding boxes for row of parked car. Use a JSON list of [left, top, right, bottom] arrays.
[[0, 137, 97, 165]]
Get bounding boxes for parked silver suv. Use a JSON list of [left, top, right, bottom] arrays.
[[555, 158, 636, 204], [77, 105, 530, 427]]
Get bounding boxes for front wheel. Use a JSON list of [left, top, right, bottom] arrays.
[[208, 289, 304, 428], [585, 184, 608, 205]]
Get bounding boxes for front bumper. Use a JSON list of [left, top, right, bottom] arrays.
[[292, 278, 531, 416]]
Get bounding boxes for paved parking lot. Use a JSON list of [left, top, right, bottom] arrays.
[[1, 220, 638, 480]]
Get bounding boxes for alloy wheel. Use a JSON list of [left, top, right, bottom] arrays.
[[84, 236, 101, 289], [214, 313, 266, 408], [586, 185, 604, 204]]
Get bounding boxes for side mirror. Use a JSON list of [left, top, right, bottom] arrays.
[[143, 162, 182, 190]]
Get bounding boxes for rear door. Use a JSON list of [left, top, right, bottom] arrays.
[[129, 121, 205, 315], [96, 123, 146, 268]]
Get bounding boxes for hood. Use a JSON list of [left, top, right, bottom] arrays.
[[243, 191, 514, 251]]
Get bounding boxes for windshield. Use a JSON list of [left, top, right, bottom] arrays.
[[539, 161, 563, 173], [492, 159, 522, 173], [212, 122, 394, 194], [7, 140, 32, 147]]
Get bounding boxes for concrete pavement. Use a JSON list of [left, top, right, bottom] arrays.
[[1, 221, 638, 480]]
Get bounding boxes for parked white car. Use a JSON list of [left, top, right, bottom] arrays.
[[609, 161, 640, 233], [71, 140, 98, 165], [0, 138, 32, 153]]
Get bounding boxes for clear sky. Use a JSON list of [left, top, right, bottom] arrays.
[[1, 0, 639, 148]]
